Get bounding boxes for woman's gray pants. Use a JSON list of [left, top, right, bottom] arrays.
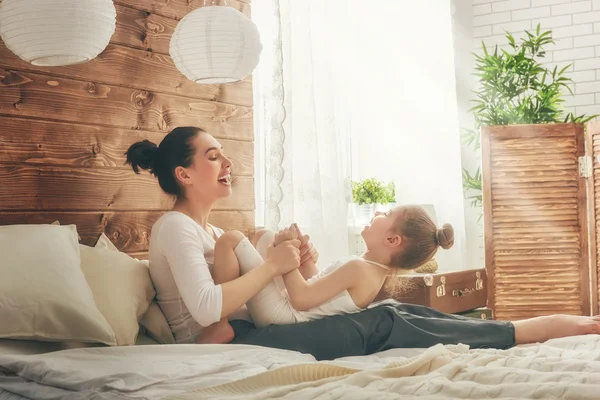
[[231, 301, 515, 361]]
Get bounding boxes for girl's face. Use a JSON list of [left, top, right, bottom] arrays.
[[361, 206, 404, 252]]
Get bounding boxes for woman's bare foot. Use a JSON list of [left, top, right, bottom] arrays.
[[514, 314, 600, 344], [196, 320, 235, 345]]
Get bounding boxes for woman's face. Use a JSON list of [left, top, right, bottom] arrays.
[[178, 132, 233, 201]]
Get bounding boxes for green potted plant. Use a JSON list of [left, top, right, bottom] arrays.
[[351, 178, 396, 224], [462, 24, 597, 210]]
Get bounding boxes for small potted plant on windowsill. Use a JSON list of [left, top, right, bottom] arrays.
[[350, 178, 396, 225]]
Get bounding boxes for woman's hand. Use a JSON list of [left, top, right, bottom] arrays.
[[266, 239, 301, 275]]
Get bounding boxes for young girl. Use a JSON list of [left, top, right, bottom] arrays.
[[198, 204, 454, 344]]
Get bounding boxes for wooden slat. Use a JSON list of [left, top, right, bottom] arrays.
[[492, 265, 582, 273], [491, 158, 575, 167], [0, 117, 253, 175], [492, 184, 578, 193], [482, 123, 591, 320], [495, 276, 581, 284], [491, 137, 576, 151], [0, 42, 253, 107], [588, 117, 600, 315], [493, 204, 578, 211], [485, 123, 582, 138], [492, 149, 578, 157], [115, 0, 250, 21], [0, 165, 254, 211], [494, 261, 580, 269], [493, 208, 579, 216], [491, 175, 578, 184], [492, 253, 580, 261], [493, 198, 578, 207], [493, 224, 577, 231], [490, 165, 578, 174], [0, 210, 254, 253], [113, 4, 177, 54], [493, 226, 579, 235], [493, 236, 579, 243], [494, 244, 579, 251], [494, 248, 580, 256], [0, 69, 253, 141]]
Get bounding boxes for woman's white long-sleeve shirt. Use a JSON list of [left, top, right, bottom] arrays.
[[148, 211, 227, 343]]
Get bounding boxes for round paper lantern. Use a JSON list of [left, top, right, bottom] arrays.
[[0, 0, 116, 67], [170, 5, 262, 84]]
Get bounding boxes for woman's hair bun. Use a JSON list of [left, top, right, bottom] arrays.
[[125, 140, 158, 174]]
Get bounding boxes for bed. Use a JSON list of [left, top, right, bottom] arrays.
[[1, 334, 600, 399], [2, 222, 599, 399]]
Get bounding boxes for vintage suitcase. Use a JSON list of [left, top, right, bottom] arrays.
[[376, 268, 488, 314]]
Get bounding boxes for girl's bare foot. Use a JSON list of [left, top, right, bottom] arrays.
[[196, 320, 235, 344], [514, 314, 600, 344], [273, 225, 298, 247]]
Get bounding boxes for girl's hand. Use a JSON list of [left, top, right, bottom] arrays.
[[293, 224, 319, 266], [300, 241, 319, 265]]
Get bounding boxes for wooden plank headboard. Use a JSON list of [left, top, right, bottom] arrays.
[[0, 0, 255, 259]]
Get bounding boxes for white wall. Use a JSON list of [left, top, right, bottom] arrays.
[[455, 0, 600, 270], [473, 0, 600, 117]]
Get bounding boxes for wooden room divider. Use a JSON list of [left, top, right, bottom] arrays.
[[482, 121, 600, 320]]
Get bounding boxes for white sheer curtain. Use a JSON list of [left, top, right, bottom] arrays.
[[253, 0, 354, 264], [253, 0, 466, 270]]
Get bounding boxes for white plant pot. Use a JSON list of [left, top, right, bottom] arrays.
[[350, 203, 374, 226], [349, 203, 398, 226], [376, 203, 397, 213]]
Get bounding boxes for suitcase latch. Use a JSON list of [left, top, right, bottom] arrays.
[[423, 274, 434, 287], [475, 271, 484, 291], [436, 276, 446, 297]]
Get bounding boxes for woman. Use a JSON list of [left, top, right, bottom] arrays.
[[126, 126, 600, 360]]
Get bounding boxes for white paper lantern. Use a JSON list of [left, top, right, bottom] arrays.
[[0, 0, 116, 67], [170, 5, 262, 84]]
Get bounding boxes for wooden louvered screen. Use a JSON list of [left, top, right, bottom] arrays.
[[482, 123, 591, 320], [587, 118, 600, 316]]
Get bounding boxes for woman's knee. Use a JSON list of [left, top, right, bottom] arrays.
[[216, 230, 246, 250]]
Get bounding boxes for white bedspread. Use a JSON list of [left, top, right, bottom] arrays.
[[1, 335, 600, 399]]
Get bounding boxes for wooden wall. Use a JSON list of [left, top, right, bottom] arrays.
[[0, 0, 255, 258]]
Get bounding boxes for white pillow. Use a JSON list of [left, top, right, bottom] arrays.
[[95, 234, 175, 345], [81, 237, 155, 346], [0, 224, 117, 345]]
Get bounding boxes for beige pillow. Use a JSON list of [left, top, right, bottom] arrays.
[[95, 232, 119, 251], [80, 240, 155, 346], [0, 224, 117, 345], [139, 302, 176, 344], [94, 234, 175, 345]]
